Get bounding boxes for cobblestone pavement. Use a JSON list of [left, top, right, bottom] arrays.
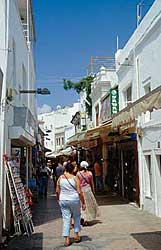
[[6, 181, 161, 250]]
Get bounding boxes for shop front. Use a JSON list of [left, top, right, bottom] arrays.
[[107, 117, 140, 205]]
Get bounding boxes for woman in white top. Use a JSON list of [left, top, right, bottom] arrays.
[[56, 163, 85, 247]]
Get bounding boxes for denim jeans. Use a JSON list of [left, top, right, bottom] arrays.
[[39, 177, 48, 197], [95, 175, 103, 190], [59, 200, 81, 237]]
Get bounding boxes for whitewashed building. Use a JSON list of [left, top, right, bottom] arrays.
[[114, 0, 161, 216], [38, 103, 80, 152], [0, 0, 36, 230], [91, 66, 117, 127]]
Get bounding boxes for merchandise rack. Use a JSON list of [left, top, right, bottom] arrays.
[[5, 160, 34, 237]]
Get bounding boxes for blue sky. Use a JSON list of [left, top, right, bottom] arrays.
[[33, 0, 154, 113]]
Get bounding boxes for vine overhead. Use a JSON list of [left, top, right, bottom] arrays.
[[63, 75, 95, 117]]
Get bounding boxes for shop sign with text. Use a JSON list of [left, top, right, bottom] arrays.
[[110, 87, 119, 115]]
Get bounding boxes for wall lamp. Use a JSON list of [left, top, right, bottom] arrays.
[[19, 88, 51, 95]]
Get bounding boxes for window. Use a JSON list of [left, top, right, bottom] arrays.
[[62, 137, 64, 145], [124, 85, 132, 107], [144, 83, 151, 95], [145, 155, 152, 197]]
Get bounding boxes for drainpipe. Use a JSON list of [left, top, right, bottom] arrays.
[[0, 0, 10, 228], [26, 0, 31, 186]]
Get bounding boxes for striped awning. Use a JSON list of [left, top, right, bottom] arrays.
[[112, 85, 161, 128]]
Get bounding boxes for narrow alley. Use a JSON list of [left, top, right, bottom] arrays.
[[6, 180, 161, 250]]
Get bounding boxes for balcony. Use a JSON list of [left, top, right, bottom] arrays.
[[9, 107, 36, 146]]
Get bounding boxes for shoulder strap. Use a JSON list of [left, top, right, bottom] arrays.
[[63, 174, 77, 191], [79, 171, 89, 185]]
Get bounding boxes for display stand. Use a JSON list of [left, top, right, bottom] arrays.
[[5, 160, 34, 237]]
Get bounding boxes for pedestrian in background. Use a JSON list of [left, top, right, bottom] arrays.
[[77, 161, 99, 226], [55, 160, 65, 182], [39, 163, 50, 198], [94, 159, 103, 191], [56, 162, 86, 247]]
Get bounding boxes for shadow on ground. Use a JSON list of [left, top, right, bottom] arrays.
[[32, 181, 61, 226], [131, 231, 161, 250], [6, 232, 43, 250], [96, 193, 128, 206]]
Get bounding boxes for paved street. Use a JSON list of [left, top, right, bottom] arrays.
[[7, 181, 161, 250]]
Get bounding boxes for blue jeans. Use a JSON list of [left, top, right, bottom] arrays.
[[59, 200, 81, 237], [95, 176, 103, 190], [40, 177, 48, 197]]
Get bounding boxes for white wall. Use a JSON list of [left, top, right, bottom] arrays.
[[116, 0, 161, 216], [91, 66, 117, 127], [0, 0, 36, 230], [38, 102, 80, 151]]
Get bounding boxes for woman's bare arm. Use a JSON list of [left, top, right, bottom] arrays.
[[56, 177, 60, 201], [75, 176, 86, 210]]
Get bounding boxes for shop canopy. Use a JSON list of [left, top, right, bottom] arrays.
[[112, 85, 161, 128], [58, 147, 76, 156], [67, 120, 112, 147], [45, 151, 61, 158]]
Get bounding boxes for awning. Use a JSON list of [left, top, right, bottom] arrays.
[[58, 147, 76, 156], [9, 126, 36, 146], [112, 85, 161, 128], [67, 133, 79, 146], [45, 151, 61, 158]]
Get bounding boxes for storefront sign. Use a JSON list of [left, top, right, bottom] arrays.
[[110, 87, 119, 115]]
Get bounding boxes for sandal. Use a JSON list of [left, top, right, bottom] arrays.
[[64, 237, 71, 247], [64, 242, 71, 247], [74, 236, 81, 243]]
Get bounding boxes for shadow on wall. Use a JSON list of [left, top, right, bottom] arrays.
[[131, 231, 161, 250]]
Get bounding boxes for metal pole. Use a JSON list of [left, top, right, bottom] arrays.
[[26, 146, 29, 187], [137, 4, 140, 27], [121, 150, 124, 198], [116, 35, 119, 51], [27, 0, 31, 106]]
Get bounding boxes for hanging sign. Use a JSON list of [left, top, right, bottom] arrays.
[[110, 87, 119, 115]]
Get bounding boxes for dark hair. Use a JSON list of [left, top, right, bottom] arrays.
[[65, 163, 75, 174], [80, 165, 87, 172]]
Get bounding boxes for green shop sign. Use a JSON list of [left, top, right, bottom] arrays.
[[110, 87, 119, 115]]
